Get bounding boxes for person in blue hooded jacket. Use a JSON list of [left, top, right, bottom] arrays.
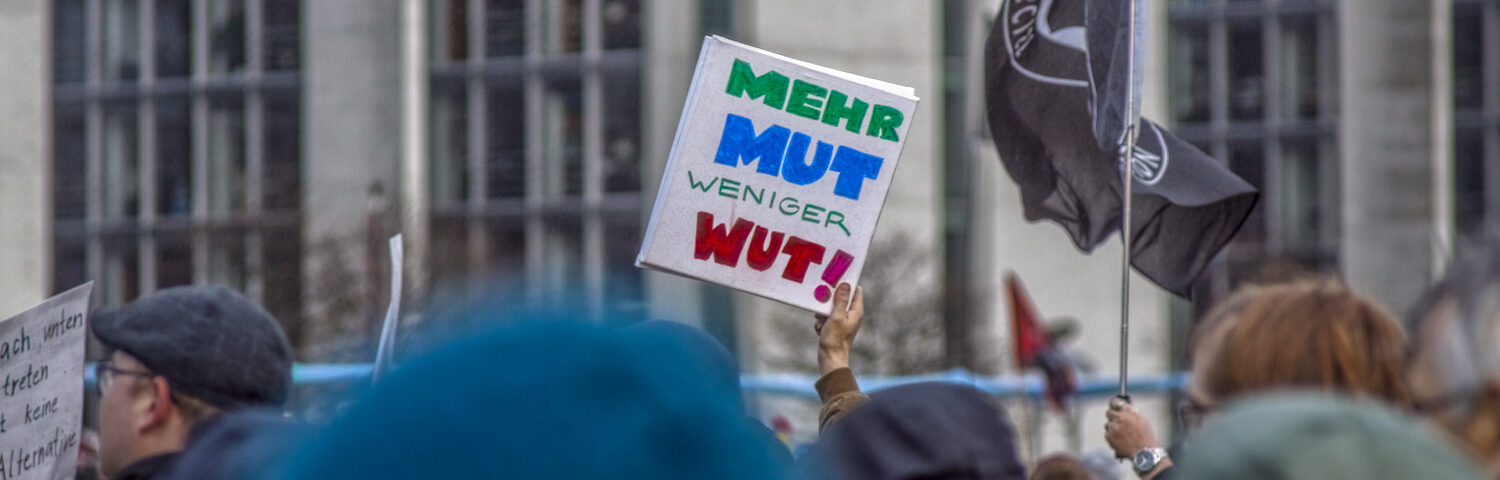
[[277, 318, 788, 480]]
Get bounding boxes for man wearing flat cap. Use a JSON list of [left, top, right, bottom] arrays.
[[89, 285, 293, 480]]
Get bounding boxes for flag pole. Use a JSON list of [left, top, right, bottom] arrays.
[[1117, 0, 1142, 400], [1119, 126, 1137, 399]]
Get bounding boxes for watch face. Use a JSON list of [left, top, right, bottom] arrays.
[[1133, 449, 1159, 472]]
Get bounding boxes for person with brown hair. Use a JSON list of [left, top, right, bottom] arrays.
[[1406, 245, 1500, 476], [1028, 454, 1094, 480], [1189, 278, 1410, 405], [1104, 279, 1411, 479]]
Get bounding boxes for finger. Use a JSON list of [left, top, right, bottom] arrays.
[[1109, 397, 1128, 411], [1105, 410, 1120, 421], [833, 283, 852, 312], [849, 285, 864, 318]]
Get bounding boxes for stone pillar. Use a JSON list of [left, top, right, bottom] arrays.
[[1338, 0, 1450, 312], [639, 0, 710, 328], [302, 0, 403, 359], [0, 1, 50, 315]]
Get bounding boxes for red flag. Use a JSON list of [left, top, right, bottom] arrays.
[[1007, 272, 1077, 411], [1008, 272, 1048, 368]]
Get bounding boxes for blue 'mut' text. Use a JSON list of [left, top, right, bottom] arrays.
[[713, 113, 884, 201]]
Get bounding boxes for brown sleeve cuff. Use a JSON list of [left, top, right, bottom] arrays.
[[816, 368, 869, 432], [815, 367, 861, 403]]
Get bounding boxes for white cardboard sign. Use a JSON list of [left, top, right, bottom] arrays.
[[0, 283, 92, 480], [637, 36, 919, 314]]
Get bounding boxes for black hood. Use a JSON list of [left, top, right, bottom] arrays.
[[801, 382, 1026, 480]]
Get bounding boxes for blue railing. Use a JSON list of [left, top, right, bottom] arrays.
[[84, 363, 1188, 400], [740, 369, 1188, 400]]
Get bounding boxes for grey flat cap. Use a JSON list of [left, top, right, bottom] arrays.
[[92, 285, 293, 410]]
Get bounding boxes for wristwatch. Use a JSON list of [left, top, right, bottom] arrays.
[[1132, 447, 1168, 475]]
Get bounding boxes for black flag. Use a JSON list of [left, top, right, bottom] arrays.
[[1085, 0, 1146, 152], [985, 0, 1258, 297]]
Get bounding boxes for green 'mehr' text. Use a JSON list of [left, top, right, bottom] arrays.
[[725, 58, 904, 143]]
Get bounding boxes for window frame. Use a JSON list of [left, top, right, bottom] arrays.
[[51, 0, 303, 321]]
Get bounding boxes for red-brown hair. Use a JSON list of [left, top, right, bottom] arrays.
[[1192, 279, 1410, 406]]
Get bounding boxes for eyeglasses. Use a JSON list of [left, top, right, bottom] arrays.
[[1413, 387, 1479, 415], [92, 362, 156, 396], [1177, 398, 1216, 431]]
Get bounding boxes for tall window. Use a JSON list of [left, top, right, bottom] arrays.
[[426, 0, 643, 315], [1454, 0, 1500, 241], [1167, 0, 1340, 288], [52, 0, 304, 339]]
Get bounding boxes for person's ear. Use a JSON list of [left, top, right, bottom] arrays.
[[1467, 378, 1500, 456], [1482, 378, 1500, 410], [135, 377, 174, 434]]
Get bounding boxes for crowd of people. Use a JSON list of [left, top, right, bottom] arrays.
[[73, 245, 1500, 480]]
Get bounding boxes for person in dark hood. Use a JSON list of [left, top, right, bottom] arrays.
[[158, 409, 306, 480], [801, 382, 1027, 480]]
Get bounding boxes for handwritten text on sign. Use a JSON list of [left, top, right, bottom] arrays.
[[0, 284, 92, 480], [637, 36, 917, 313], [698, 59, 900, 302]]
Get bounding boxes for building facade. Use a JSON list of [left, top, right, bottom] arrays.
[[1163, 0, 1484, 314], [47, 0, 305, 339], [0, 0, 1492, 452]]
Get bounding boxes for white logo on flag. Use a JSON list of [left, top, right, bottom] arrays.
[[1120, 123, 1169, 185]]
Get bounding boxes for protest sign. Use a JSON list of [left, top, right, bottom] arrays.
[[637, 36, 919, 313], [374, 234, 403, 383], [0, 283, 92, 480]]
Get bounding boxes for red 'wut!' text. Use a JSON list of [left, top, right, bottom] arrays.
[[693, 212, 853, 301]]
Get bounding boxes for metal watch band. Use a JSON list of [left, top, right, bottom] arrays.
[[1132, 447, 1168, 475]]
